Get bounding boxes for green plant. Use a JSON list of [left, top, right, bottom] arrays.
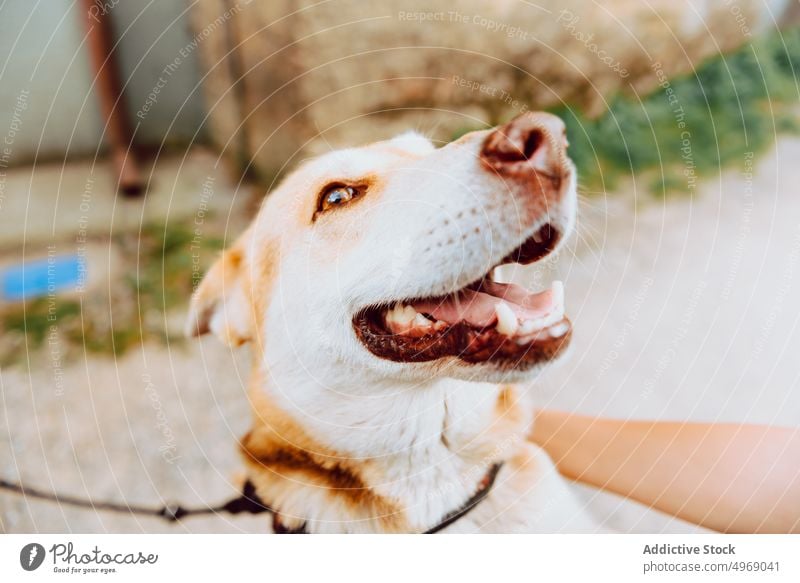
[[555, 27, 800, 194], [453, 27, 800, 195], [0, 221, 225, 367]]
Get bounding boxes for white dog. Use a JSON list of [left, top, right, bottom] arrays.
[[187, 112, 601, 533]]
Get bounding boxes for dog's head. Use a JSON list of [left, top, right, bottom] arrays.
[[188, 112, 576, 386]]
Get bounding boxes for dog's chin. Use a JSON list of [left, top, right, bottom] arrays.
[[352, 222, 572, 375], [440, 353, 569, 384]]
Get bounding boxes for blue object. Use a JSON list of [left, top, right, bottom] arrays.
[[1, 254, 83, 301]]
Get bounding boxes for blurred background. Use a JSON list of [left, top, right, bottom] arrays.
[[1, 0, 799, 533]]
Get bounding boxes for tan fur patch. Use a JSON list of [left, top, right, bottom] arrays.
[[242, 238, 278, 350], [240, 428, 407, 531], [379, 146, 425, 159], [242, 368, 406, 532], [495, 384, 524, 424], [187, 244, 244, 340]]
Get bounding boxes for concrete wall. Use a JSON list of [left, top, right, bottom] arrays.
[[0, 0, 205, 165], [110, 0, 207, 149], [0, 1, 103, 163]]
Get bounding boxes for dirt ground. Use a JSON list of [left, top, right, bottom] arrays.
[[2, 137, 799, 533]]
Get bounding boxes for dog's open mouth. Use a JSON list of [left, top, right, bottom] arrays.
[[353, 223, 571, 367]]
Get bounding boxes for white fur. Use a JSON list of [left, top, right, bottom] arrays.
[[192, 126, 600, 533]]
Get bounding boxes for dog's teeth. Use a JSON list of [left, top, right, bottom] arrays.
[[533, 230, 544, 243], [548, 321, 570, 338], [518, 319, 538, 336], [397, 305, 416, 324], [515, 331, 542, 345], [413, 313, 431, 328], [495, 302, 518, 336], [386, 304, 416, 325]]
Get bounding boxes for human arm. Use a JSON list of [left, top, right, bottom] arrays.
[[530, 410, 800, 533]]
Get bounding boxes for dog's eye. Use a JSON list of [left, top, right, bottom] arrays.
[[316, 183, 365, 217], [324, 186, 355, 207]]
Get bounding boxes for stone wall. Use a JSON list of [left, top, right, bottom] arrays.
[[191, 0, 792, 183]]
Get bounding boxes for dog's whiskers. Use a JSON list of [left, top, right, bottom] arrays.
[[574, 217, 606, 248]]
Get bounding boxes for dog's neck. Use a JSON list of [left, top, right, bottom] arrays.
[[242, 354, 533, 532]]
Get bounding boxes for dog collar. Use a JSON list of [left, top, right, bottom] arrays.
[[0, 462, 504, 533], [422, 461, 504, 534], [271, 462, 504, 534]]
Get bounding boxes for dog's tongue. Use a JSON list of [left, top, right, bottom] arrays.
[[412, 281, 557, 327]]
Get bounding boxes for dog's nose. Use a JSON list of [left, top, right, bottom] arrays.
[[480, 112, 569, 179]]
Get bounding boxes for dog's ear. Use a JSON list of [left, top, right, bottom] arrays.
[[185, 235, 253, 347]]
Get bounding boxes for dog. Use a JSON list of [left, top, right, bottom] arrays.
[[186, 112, 602, 533]]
